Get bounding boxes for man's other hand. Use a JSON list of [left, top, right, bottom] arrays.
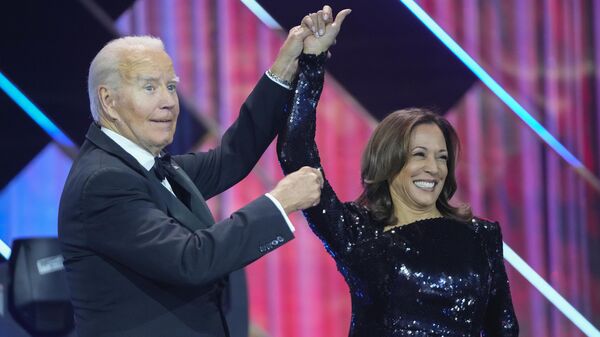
[[270, 166, 324, 213]]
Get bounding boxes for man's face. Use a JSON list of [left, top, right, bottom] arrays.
[[111, 49, 179, 155]]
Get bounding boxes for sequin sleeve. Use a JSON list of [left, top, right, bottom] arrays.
[[277, 53, 369, 262], [482, 222, 520, 336]]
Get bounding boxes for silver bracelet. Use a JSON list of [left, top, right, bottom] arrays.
[[266, 69, 293, 89]]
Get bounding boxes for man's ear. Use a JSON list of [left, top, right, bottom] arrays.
[[98, 85, 118, 121]]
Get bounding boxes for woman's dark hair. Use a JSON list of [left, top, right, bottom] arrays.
[[357, 107, 472, 225]]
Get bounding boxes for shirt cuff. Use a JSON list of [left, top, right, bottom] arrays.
[[264, 193, 295, 233], [265, 70, 292, 90]]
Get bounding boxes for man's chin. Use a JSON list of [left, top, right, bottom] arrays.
[[157, 138, 174, 151]]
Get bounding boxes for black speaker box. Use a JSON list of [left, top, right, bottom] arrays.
[[8, 238, 74, 337]]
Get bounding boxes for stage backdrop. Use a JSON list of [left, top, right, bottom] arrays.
[[1, 1, 598, 337], [114, 1, 600, 336]]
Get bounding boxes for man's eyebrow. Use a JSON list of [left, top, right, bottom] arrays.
[[136, 76, 180, 83], [137, 76, 160, 82]]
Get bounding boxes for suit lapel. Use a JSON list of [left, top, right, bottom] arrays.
[[85, 124, 148, 177], [166, 160, 215, 223], [85, 123, 213, 232], [144, 169, 212, 232]]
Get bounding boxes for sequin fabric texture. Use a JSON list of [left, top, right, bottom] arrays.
[[277, 53, 519, 337]]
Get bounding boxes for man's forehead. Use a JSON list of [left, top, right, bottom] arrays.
[[119, 50, 176, 81]]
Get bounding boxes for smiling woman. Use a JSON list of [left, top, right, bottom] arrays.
[[277, 51, 519, 336], [356, 108, 471, 229]]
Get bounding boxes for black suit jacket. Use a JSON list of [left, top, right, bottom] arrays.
[[58, 75, 294, 337]]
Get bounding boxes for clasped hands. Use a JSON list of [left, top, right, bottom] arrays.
[[299, 6, 351, 55], [269, 6, 351, 84]]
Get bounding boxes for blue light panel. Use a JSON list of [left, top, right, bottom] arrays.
[[0, 71, 75, 148], [0, 71, 78, 259]]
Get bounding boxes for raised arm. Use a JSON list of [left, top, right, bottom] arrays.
[[278, 8, 368, 262], [173, 23, 313, 199]]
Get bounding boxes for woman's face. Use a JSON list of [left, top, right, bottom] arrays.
[[389, 123, 448, 212]]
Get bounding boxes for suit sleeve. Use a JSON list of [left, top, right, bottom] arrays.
[[482, 222, 520, 337], [81, 167, 293, 287], [174, 74, 293, 199]]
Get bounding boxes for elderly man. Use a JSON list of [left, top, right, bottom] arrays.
[[58, 6, 347, 337]]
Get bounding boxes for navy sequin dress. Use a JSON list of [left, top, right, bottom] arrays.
[[277, 53, 519, 337]]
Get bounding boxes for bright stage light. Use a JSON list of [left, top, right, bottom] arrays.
[[0, 239, 10, 260], [239, 0, 282, 30]]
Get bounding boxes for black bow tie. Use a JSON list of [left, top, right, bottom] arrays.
[[153, 153, 172, 181]]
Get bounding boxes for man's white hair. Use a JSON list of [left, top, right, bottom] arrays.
[[88, 36, 165, 122]]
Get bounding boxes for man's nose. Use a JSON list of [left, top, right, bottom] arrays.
[[160, 87, 177, 110]]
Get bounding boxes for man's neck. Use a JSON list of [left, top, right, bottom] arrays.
[[100, 126, 158, 171]]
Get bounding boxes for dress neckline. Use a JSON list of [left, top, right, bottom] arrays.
[[382, 216, 454, 233]]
